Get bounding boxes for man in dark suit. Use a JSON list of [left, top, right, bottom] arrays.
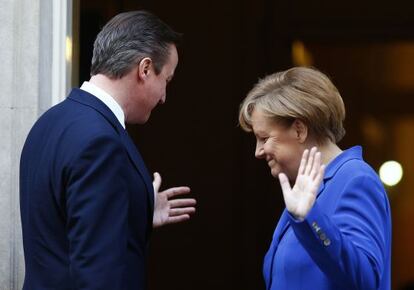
[[20, 11, 196, 290]]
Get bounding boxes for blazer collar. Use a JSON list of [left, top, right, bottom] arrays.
[[323, 146, 363, 181], [67, 88, 154, 211], [317, 145, 363, 198]]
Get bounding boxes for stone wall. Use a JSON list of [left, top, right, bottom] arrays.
[[0, 0, 70, 288]]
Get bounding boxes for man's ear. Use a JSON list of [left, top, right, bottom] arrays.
[[292, 119, 308, 143], [137, 57, 153, 80]]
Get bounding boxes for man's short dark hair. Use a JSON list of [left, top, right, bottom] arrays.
[[90, 10, 181, 79]]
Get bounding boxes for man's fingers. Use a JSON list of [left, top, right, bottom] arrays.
[[166, 215, 191, 225], [163, 186, 191, 198], [170, 198, 197, 208], [152, 172, 162, 193], [170, 207, 196, 216]]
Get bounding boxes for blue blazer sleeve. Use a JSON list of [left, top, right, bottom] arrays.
[[65, 133, 129, 289], [288, 174, 390, 290]]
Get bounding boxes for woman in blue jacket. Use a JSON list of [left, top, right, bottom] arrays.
[[239, 67, 391, 290]]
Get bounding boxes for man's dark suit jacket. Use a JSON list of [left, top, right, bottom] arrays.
[[20, 88, 154, 290]]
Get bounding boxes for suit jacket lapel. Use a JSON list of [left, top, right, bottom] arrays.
[[316, 179, 326, 198], [264, 209, 290, 289], [67, 89, 154, 211], [119, 130, 154, 211], [264, 179, 327, 289], [273, 210, 290, 244]]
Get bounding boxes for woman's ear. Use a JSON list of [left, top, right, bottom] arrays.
[[137, 57, 153, 80], [292, 119, 308, 143]]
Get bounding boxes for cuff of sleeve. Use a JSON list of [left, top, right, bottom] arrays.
[[288, 202, 333, 248]]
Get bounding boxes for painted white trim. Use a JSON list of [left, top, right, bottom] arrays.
[[51, 0, 73, 104]]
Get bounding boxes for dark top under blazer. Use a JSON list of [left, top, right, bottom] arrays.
[[263, 146, 391, 290], [20, 88, 154, 290]]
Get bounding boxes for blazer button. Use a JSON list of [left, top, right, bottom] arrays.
[[312, 222, 321, 233], [323, 239, 331, 246], [320, 233, 326, 241]]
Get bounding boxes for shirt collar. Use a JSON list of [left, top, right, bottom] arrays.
[[80, 81, 125, 129]]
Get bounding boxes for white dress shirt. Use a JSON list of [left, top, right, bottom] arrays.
[[80, 81, 126, 129]]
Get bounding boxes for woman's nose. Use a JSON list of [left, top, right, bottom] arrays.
[[255, 143, 265, 159]]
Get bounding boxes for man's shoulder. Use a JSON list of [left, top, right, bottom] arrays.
[[30, 97, 120, 150], [42, 95, 113, 126]]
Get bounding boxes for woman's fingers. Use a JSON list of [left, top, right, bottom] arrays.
[[304, 147, 317, 176], [278, 172, 291, 195], [310, 151, 321, 180], [314, 164, 326, 189], [298, 149, 309, 176], [300, 147, 323, 182]]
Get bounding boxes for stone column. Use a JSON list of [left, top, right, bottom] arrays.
[[0, 0, 72, 288]]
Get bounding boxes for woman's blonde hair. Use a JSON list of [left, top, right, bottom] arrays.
[[239, 67, 346, 144]]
